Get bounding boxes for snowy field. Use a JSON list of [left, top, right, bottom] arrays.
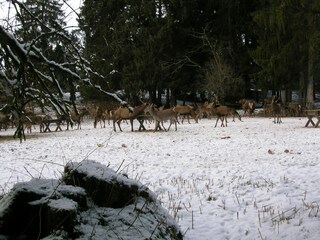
[[1, 116, 320, 240]]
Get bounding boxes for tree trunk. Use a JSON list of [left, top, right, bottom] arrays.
[[149, 89, 157, 104], [306, 75, 314, 108], [157, 89, 162, 106], [306, 44, 314, 108], [166, 88, 170, 106], [299, 71, 305, 105], [285, 88, 292, 103], [170, 88, 177, 106]]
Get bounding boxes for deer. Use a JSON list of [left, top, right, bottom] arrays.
[[239, 99, 255, 116], [25, 112, 51, 133], [194, 101, 214, 120], [287, 102, 302, 117], [172, 105, 196, 124], [113, 102, 148, 132], [211, 104, 242, 127], [93, 106, 106, 128], [0, 113, 11, 131], [271, 95, 282, 124], [211, 105, 228, 127], [70, 111, 83, 129], [146, 103, 179, 131], [262, 97, 274, 117], [227, 107, 242, 122], [57, 110, 83, 130]]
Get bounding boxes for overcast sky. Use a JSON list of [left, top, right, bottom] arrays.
[[0, 0, 82, 29], [63, 0, 82, 28]]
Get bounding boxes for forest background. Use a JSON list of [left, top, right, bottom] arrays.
[[1, 0, 320, 138]]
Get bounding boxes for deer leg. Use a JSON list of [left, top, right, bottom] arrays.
[[220, 116, 225, 127], [154, 120, 162, 131], [117, 120, 123, 132], [113, 119, 117, 132], [214, 117, 219, 127], [130, 119, 134, 132], [154, 120, 159, 131], [161, 121, 167, 131], [168, 121, 172, 131]]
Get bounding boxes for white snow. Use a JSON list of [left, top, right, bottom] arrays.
[[1, 116, 320, 239], [47, 198, 78, 211]]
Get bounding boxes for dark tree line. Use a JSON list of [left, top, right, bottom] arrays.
[[79, 0, 320, 105], [1, 0, 320, 139], [251, 0, 320, 105], [78, 0, 256, 105], [0, 0, 123, 140]]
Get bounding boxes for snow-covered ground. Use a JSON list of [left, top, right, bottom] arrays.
[[1, 116, 320, 240]]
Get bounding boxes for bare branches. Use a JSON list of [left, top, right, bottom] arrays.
[[0, 1, 126, 141], [194, 30, 244, 103]]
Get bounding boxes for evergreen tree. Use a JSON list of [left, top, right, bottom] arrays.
[[191, 0, 257, 102], [79, 0, 137, 100], [79, 0, 259, 104], [251, 0, 320, 104], [15, 0, 66, 46], [0, 0, 116, 140], [14, 0, 76, 91]]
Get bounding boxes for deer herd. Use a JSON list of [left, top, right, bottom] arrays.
[[0, 96, 304, 134]]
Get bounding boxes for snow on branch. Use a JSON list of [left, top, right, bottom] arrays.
[[0, 3, 127, 141]]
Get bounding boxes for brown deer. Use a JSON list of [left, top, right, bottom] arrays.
[[287, 102, 302, 117], [0, 113, 11, 131], [194, 101, 214, 120], [70, 111, 83, 130], [57, 111, 82, 130], [93, 106, 106, 128], [239, 99, 255, 116], [146, 104, 179, 131], [113, 102, 148, 132], [271, 95, 282, 124], [211, 105, 229, 127], [211, 104, 242, 127], [26, 113, 51, 133], [172, 105, 196, 124], [227, 107, 242, 122], [262, 97, 273, 117]]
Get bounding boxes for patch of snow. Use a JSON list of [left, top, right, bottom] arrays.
[[47, 198, 78, 211], [1, 117, 320, 239]]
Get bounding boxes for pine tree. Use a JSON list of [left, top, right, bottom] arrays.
[[79, 0, 172, 103], [79, 0, 259, 104], [0, 0, 114, 140], [251, 0, 320, 104], [15, 0, 67, 52]]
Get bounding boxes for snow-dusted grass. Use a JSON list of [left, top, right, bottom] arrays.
[[1, 116, 320, 239]]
